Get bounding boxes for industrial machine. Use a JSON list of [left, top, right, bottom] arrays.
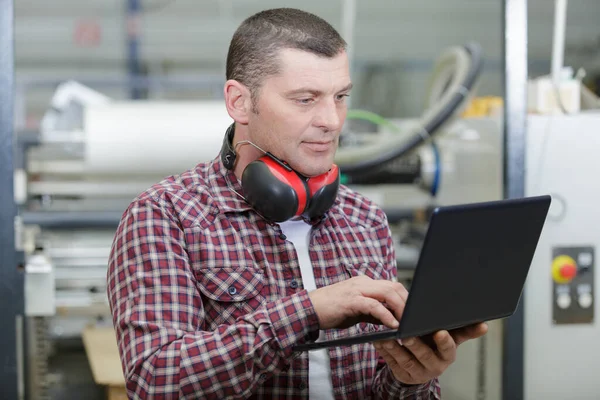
[[15, 41, 505, 399], [524, 2, 600, 396], [524, 113, 600, 400], [5, 0, 596, 397], [22, 38, 600, 400]]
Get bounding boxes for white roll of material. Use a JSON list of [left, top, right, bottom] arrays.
[[84, 101, 233, 176]]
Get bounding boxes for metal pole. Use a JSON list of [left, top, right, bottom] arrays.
[[341, 0, 356, 108], [126, 0, 143, 99], [502, 0, 528, 399], [0, 0, 25, 398]]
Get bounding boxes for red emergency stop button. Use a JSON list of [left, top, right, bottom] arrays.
[[552, 255, 577, 284], [560, 264, 577, 279]]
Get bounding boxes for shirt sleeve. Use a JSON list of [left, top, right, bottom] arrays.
[[107, 197, 320, 399], [370, 215, 442, 399]]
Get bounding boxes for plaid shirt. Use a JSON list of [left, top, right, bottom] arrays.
[[107, 155, 441, 399]]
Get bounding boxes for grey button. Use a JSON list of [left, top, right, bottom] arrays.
[[279, 233, 287, 240], [298, 381, 307, 390], [228, 286, 237, 295], [259, 373, 266, 381], [290, 280, 299, 289]]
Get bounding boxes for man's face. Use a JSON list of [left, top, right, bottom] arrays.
[[246, 48, 351, 177]]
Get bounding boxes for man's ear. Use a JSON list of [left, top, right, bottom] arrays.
[[224, 80, 252, 124]]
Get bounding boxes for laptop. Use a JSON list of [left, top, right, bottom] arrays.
[[292, 195, 552, 351]]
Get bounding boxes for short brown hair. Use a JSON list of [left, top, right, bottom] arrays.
[[226, 8, 347, 106]]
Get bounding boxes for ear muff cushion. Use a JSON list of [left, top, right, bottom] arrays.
[[305, 165, 340, 218], [306, 165, 340, 197], [241, 157, 309, 222]]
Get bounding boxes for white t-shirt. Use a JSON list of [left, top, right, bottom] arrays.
[[279, 219, 335, 400]]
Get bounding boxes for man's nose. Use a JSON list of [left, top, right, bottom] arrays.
[[314, 99, 342, 132]]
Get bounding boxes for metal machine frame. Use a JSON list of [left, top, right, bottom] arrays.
[[0, 0, 528, 398], [1, 0, 25, 398], [501, 1, 527, 399]]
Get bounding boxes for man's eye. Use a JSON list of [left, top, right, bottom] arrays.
[[336, 94, 349, 101], [297, 98, 313, 105]]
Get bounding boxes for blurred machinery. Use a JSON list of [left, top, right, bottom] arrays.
[[15, 42, 504, 399], [22, 35, 600, 400], [524, 113, 600, 400], [523, 3, 600, 396], [9, 1, 599, 399], [24, 41, 600, 400]]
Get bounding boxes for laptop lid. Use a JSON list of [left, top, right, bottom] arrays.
[[396, 194, 551, 338], [292, 195, 551, 351]]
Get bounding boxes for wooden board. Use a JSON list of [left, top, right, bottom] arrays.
[[81, 326, 126, 387], [107, 385, 128, 400]]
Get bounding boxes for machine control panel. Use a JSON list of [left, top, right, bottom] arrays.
[[552, 246, 594, 324]]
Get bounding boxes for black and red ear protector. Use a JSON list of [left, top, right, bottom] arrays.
[[220, 124, 340, 222]]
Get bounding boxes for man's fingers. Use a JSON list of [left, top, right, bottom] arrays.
[[354, 297, 400, 329], [376, 339, 425, 377], [402, 338, 441, 372], [374, 342, 400, 370], [450, 323, 488, 346], [357, 280, 408, 321], [392, 281, 409, 302], [431, 331, 457, 363], [309, 277, 410, 330]]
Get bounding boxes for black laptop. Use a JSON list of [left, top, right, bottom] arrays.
[[293, 195, 551, 351]]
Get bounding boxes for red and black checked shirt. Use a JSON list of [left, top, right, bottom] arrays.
[[107, 155, 441, 399]]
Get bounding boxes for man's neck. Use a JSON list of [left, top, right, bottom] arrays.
[[231, 124, 263, 179]]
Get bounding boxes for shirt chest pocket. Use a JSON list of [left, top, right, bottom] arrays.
[[195, 268, 268, 331], [343, 261, 390, 281]]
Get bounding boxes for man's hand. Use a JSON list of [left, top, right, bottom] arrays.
[[374, 323, 489, 385], [308, 275, 408, 330]]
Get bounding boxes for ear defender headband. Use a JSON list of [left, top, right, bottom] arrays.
[[221, 124, 340, 222]]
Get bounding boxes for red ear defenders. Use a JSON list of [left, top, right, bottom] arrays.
[[221, 124, 340, 222]]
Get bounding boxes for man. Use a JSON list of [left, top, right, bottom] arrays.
[[107, 8, 487, 399]]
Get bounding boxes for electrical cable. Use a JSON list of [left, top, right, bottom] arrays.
[[335, 42, 483, 175], [345, 109, 402, 133], [342, 109, 441, 196]]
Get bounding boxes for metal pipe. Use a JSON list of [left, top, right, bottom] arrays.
[[20, 207, 421, 230], [341, 0, 357, 108], [502, 0, 528, 399], [551, 0, 568, 84], [21, 211, 122, 229], [126, 0, 144, 99], [17, 75, 225, 89], [28, 181, 157, 197]]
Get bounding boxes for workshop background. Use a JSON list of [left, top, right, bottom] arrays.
[[4, 0, 600, 399], [16, 0, 600, 127]]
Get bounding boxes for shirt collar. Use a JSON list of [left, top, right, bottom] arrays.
[[205, 154, 254, 214]]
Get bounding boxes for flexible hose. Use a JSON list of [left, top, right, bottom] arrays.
[[345, 109, 402, 133], [335, 42, 483, 174]]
